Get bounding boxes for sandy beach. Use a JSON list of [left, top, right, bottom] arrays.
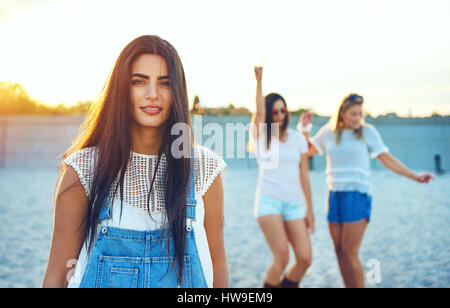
[[1, 166, 449, 288]]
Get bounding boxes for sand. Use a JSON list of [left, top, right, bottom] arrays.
[[1, 167, 449, 288]]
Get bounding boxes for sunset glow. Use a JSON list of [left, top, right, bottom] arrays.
[[1, 0, 449, 116]]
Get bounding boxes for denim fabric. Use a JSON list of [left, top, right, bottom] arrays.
[[327, 190, 372, 224], [254, 195, 307, 221], [79, 150, 208, 288]]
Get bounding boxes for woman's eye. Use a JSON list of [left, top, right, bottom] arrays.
[[131, 80, 145, 86], [160, 81, 170, 87]]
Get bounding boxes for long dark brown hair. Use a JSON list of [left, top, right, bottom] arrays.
[[60, 35, 192, 280], [264, 93, 290, 150]]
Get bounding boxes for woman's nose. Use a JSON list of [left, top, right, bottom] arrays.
[[144, 82, 158, 100]]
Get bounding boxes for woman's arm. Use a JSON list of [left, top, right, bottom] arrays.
[[250, 66, 266, 139], [42, 165, 87, 288], [202, 173, 228, 288], [297, 111, 319, 157], [300, 153, 315, 233], [377, 152, 434, 183], [301, 131, 319, 157]]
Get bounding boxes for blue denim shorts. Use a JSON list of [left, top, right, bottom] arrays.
[[327, 191, 372, 224], [254, 195, 307, 221]]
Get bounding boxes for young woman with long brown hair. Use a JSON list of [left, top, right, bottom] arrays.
[[249, 66, 314, 288], [298, 93, 434, 288], [42, 35, 228, 288]]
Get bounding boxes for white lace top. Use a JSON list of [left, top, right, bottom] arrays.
[[63, 144, 227, 288], [64, 144, 226, 212]]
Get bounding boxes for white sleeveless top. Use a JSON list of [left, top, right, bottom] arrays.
[[63, 144, 227, 288]]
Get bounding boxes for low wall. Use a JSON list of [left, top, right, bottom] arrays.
[[0, 115, 448, 172]]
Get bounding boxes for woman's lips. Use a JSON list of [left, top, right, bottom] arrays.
[[140, 105, 162, 116]]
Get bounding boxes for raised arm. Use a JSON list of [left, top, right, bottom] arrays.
[[377, 153, 434, 183], [250, 66, 266, 139], [297, 111, 319, 157], [202, 173, 228, 288], [42, 164, 88, 288]]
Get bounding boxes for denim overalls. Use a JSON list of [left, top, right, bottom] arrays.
[[79, 154, 208, 288]]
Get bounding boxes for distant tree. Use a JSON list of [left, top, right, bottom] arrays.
[[431, 112, 442, 118], [0, 81, 94, 115], [69, 101, 92, 114], [379, 112, 400, 119], [222, 104, 233, 115], [191, 95, 204, 115], [0, 82, 37, 115], [291, 108, 312, 115], [193, 95, 200, 110]]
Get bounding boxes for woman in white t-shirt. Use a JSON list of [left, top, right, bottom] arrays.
[[298, 93, 434, 288], [42, 35, 228, 288], [248, 66, 314, 288]]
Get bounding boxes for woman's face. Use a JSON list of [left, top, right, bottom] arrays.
[[272, 99, 286, 124], [341, 104, 363, 129], [130, 54, 172, 128]]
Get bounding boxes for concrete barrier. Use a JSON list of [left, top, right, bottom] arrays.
[[0, 116, 84, 168], [0, 115, 448, 171]]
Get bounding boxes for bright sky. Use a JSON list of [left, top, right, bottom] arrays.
[[1, 0, 449, 116]]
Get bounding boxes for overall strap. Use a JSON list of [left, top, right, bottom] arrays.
[[98, 197, 111, 222], [186, 146, 197, 231]]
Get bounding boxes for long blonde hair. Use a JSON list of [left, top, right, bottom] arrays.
[[331, 93, 365, 144]]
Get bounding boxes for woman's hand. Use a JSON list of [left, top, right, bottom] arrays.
[[306, 210, 315, 234], [299, 110, 314, 127], [254, 66, 263, 82], [414, 173, 435, 183]]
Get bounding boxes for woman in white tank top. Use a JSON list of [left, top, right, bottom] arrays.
[[248, 66, 314, 288]]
